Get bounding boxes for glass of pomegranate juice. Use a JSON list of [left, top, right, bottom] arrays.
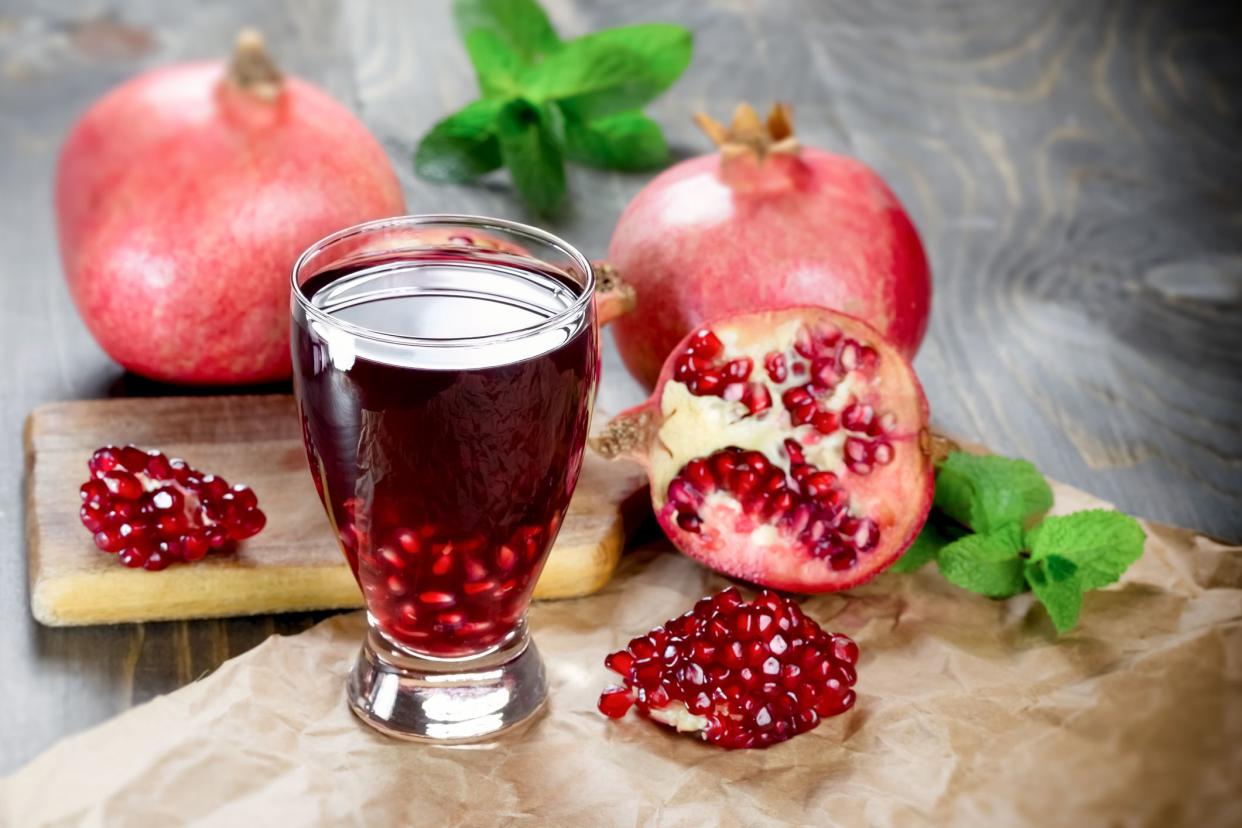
[[290, 215, 599, 741]]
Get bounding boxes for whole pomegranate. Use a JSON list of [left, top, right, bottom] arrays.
[[608, 103, 931, 389], [56, 30, 405, 384], [593, 306, 932, 592]]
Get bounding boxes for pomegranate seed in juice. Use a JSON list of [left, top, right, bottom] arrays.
[[293, 248, 598, 658]]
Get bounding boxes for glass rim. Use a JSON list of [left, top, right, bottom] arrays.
[[290, 213, 595, 348]]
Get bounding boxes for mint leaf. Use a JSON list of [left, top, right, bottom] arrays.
[[935, 452, 1053, 534], [464, 30, 524, 97], [936, 525, 1027, 598], [890, 522, 949, 573], [1043, 553, 1079, 582], [1026, 510, 1145, 591], [414, 99, 504, 182], [1025, 558, 1084, 634], [522, 24, 692, 118], [563, 111, 667, 169], [496, 99, 565, 214], [453, 0, 560, 63]]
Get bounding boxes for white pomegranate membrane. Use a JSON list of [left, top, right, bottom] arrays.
[[607, 307, 932, 593]]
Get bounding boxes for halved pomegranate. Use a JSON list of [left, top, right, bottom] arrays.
[[593, 307, 932, 592], [79, 445, 266, 570], [599, 587, 859, 749]]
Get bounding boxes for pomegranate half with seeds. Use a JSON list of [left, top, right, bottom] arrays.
[[599, 588, 859, 749], [593, 307, 932, 592], [79, 445, 265, 570]]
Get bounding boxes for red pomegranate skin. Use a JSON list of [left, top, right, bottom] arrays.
[[56, 60, 405, 384], [608, 149, 931, 389]]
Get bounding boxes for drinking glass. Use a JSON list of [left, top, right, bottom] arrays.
[[290, 215, 599, 741]]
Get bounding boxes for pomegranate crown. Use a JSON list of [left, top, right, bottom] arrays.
[[693, 102, 800, 161], [227, 29, 283, 101]]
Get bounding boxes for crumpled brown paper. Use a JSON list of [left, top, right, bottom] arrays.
[[4, 478, 1240, 827]]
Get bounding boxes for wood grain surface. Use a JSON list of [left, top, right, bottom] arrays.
[[26, 395, 646, 625], [1, 0, 1239, 773]]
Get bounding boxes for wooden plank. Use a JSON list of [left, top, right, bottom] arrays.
[[26, 395, 647, 625]]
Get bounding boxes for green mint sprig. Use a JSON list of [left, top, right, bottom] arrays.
[[892, 451, 1146, 634], [415, 0, 693, 213]]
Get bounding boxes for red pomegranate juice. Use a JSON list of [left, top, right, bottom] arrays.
[[293, 250, 598, 657]]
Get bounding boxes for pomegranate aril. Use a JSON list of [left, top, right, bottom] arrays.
[[144, 548, 171, 571], [598, 687, 634, 719], [377, 547, 407, 571], [419, 591, 455, 607], [674, 354, 699, 382], [841, 402, 874, 432], [873, 442, 894, 465], [836, 340, 861, 372], [496, 544, 517, 571], [634, 660, 663, 686], [782, 386, 812, 410], [812, 411, 839, 435], [229, 484, 258, 510], [605, 651, 635, 676], [810, 358, 839, 389], [764, 352, 787, 383], [102, 471, 143, 500], [89, 447, 121, 477], [741, 383, 772, 414], [667, 478, 701, 508], [687, 328, 723, 358], [830, 551, 856, 570], [80, 504, 104, 532], [118, 547, 149, 568], [723, 357, 752, 381], [80, 479, 108, 506], [236, 510, 266, 537], [845, 438, 869, 463], [435, 611, 465, 629], [794, 328, 816, 358], [462, 579, 496, 597], [154, 513, 186, 535], [116, 445, 149, 471], [396, 530, 421, 554], [689, 371, 723, 395]]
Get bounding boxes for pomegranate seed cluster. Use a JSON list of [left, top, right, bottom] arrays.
[[672, 329, 772, 415], [664, 323, 897, 572], [668, 442, 880, 571], [79, 445, 265, 571], [598, 588, 858, 749], [340, 499, 560, 657]]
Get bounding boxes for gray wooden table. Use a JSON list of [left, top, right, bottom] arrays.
[[2, 0, 1239, 774]]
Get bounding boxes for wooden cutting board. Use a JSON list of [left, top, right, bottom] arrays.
[[25, 395, 648, 626]]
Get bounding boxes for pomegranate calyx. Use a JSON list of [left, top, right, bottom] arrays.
[[928, 431, 960, 465], [593, 260, 637, 325], [590, 406, 656, 462], [227, 29, 283, 101], [693, 102, 801, 161]]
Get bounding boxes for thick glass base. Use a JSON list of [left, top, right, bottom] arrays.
[[346, 619, 547, 742]]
